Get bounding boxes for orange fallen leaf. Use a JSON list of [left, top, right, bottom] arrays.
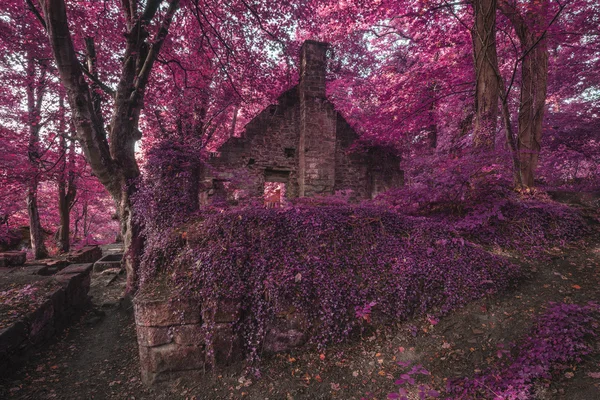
[[572, 284, 581, 289]]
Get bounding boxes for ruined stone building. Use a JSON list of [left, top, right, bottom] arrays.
[[204, 40, 403, 204]]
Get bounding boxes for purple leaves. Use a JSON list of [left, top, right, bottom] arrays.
[[139, 204, 521, 366], [446, 302, 600, 399], [389, 363, 437, 400]]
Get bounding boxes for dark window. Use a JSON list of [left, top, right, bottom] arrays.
[[284, 148, 295, 158]]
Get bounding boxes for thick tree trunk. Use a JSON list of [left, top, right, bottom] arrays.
[[472, 0, 500, 149], [57, 95, 77, 253], [517, 39, 548, 187], [57, 188, 70, 252], [499, 0, 549, 188], [39, 0, 180, 292]]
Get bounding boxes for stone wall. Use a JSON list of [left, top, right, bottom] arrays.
[[203, 40, 404, 205], [134, 291, 310, 385], [0, 263, 93, 374], [206, 87, 301, 202]]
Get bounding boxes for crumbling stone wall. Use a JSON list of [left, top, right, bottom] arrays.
[[203, 40, 403, 204], [207, 87, 301, 202], [134, 290, 309, 384]]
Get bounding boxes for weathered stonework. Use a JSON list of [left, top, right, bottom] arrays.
[[203, 40, 404, 204], [67, 246, 103, 264], [134, 291, 311, 385], [0, 263, 93, 374], [0, 251, 26, 268]]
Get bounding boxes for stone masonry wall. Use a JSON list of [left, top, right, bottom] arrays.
[[207, 87, 301, 201], [134, 291, 310, 384], [204, 39, 403, 204], [333, 115, 371, 199], [298, 40, 337, 197], [0, 263, 93, 374]]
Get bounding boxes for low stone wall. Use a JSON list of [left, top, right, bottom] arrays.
[[94, 253, 123, 272], [0, 263, 93, 374], [0, 251, 26, 268], [67, 246, 103, 264], [134, 293, 308, 384]]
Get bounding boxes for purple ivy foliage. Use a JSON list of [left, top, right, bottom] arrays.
[[140, 205, 521, 364], [446, 302, 600, 399], [132, 140, 204, 286], [389, 363, 440, 399], [374, 168, 591, 258]]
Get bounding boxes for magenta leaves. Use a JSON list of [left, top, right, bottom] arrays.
[[446, 302, 600, 399], [140, 205, 521, 366]]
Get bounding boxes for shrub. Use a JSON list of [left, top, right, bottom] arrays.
[[141, 205, 521, 364]]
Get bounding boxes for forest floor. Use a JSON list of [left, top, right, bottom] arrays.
[[1, 227, 599, 399]]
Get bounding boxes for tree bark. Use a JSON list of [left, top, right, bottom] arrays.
[[498, 0, 549, 188], [38, 0, 180, 291], [26, 51, 48, 259], [472, 0, 500, 149], [57, 93, 77, 253]]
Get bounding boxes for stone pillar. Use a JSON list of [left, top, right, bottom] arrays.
[[134, 297, 205, 384], [298, 40, 337, 197], [134, 294, 243, 385]]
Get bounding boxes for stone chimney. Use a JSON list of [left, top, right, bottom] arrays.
[[299, 40, 329, 99], [297, 40, 336, 197]]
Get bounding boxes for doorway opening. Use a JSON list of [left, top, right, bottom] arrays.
[[264, 182, 286, 208]]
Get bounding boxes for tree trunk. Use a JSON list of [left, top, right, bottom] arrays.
[[26, 51, 48, 259], [27, 183, 47, 259], [499, 0, 549, 188], [39, 0, 180, 292], [517, 38, 548, 187], [472, 0, 500, 149], [57, 93, 77, 253]]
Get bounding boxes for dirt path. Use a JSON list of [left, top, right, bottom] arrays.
[[1, 241, 599, 400]]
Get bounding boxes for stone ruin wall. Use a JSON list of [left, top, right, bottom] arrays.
[[207, 87, 302, 201], [202, 40, 403, 205], [134, 293, 308, 384]]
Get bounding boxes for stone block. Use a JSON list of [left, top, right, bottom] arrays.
[[57, 263, 93, 276], [140, 343, 205, 375], [134, 298, 201, 327], [0, 321, 27, 354], [93, 253, 123, 272], [202, 299, 240, 323], [172, 324, 204, 345], [211, 323, 243, 365], [55, 263, 94, 305], [67, 246, 102, 264], [27, 299, 55, 344], [34, 259, 70, 276], [50, 287, 67, 322], [136, 325, 172, 347], [0, 251, 26, 267], [53, 267, 92, 308]]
